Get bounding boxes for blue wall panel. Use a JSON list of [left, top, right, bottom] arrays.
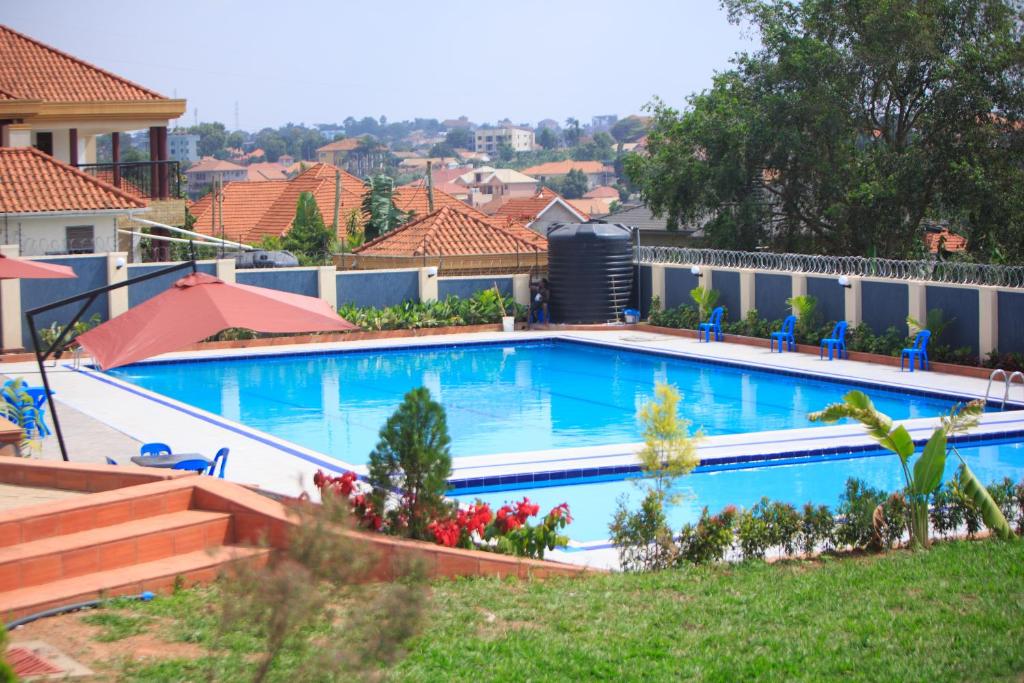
[[337, 270, 419, 308], [926, 286, 979, 352], [997, 291, 1024, 355], [806, 276, 846, 324], [710, 270, 740, 324], [236, 269, 319, 297], [20, 256, 108, 348], [861, 281, 909, 335], [438, 277, 512, 300], [754, 273, 791, 322], [664, 267, 700, 310], [127, 262, 217, 308]]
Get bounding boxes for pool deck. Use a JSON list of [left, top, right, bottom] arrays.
[[2, 328, 1022, 510]]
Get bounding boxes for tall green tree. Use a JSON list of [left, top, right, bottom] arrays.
[[626, 0, 1024, 259], [560, 168, 590, 199], [361, 175, 411, 241], [282, 191, 336, 264], [444, 127, 474, 149], [537, 127, 560, 150], [564, 117, 582, 147]]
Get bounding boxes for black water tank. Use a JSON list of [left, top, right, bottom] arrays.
[[547, 222, 635, 323]]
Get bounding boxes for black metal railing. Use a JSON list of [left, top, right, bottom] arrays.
[[76, 160, 183, 200]]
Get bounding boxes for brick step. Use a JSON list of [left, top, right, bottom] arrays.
[[0, 479, 195, 548], [0, 545, 272, 623], [0, 510, 232, 591]]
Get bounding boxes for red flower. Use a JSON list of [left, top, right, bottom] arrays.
[[549, 503, 573, 524], [427, 519, 460, 547], [514, 497, 540, 524]]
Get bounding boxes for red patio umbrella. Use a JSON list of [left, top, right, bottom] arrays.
[[0, 254, 76, 279], [76, 271, 357, 369]]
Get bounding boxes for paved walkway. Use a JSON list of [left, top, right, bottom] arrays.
[[0, 482, 81, 512]]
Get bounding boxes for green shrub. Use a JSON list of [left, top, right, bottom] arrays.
[[763, 500, 802, 556], [930, 485, 964, 539], [678, 505, 737, 565], [1015, 479, 1024, 534], [878, 493, 909, 549], [338, 291, 525, 332], [948, 468, 984, 537], [986, 478, 1017, 525], [609, 490, 676, 572], [800, 503, 835, 554], [367, 386, 453, 541], [37, 312, 102, 355], [735, 505, 771, 560], [836, 478, 887, 550]]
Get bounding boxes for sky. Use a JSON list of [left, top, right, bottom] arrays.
[[2, 0, 757, 131]]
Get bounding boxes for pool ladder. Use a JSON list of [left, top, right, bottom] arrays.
[[984, 369, 1024, 410]]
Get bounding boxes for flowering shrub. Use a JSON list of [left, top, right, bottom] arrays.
[[314, 471, 571, 560]]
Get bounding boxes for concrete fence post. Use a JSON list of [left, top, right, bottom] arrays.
[[419, 267, 438, 303], [907, 282, 927, 335], [107, 252, 128, 319], [0, 245, 22, 351], [978, 288, 998, 356], [739, 269, 756, 317], [649, 265, 666, 308], [844, 277, 862, 325], [512, 273, 530, 306], [790, 274, 807, 315], [215, 258, 236, 284], [317, 266, 337, 310]]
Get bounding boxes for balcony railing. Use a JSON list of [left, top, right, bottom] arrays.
[[76, 160, 183, 201]]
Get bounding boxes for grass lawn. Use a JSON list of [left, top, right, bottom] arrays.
[[25, 539, 1024, 682]]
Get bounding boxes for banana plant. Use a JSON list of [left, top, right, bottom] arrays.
[[689, 286, 720, 323], [809, 390, 1012, 548]]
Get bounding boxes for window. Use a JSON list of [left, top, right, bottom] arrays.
[[66, 225, 94, 254], [34, 132, 53, 156]]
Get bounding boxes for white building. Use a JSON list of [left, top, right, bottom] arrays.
[[168, 133, 199, 162], [474, 127, 535, 154]]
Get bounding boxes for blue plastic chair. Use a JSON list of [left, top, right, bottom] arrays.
[[2, 383, 50, 438], [172, 458, 211, 474], [533, 307, 547, 324], [900, 330, 931, 372], [770, 315, 797, 353], [698, 306, 725, 342], [24, 387, 53, 438], [105, 456, 118, 465], [819, 321, 849, 360], [140, 442, 172, 457], [207, 447, 229, 478]]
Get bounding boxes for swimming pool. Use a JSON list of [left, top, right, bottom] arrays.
[[107, 339, 976, 465], [452, 438, 1024, 543]]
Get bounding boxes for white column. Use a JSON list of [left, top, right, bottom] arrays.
[[107, 252, 128, 319], [215, 258, 236, 283], [907, 282, 927, 334], [3, 124, 31, 148], [739, 269, 756, 317], [790, 274, 807, 314], [317, 266, 337, 310], [0, 245, 22, 350], [844, 277, 862, 325], [649, 264, 666, 308], [978, 288, 998, 356], [512, 273, 530, 306], [418, 267, 438, 303]]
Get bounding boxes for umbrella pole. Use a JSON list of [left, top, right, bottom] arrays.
[[23, 258, 198, 462]]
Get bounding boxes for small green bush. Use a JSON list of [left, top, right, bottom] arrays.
[[735, 505, 770, 560], [678, 505, 737, 565], [878, 493, 909, 549], [930, 485, 964, 539], [800, 503, 835, 554], [609, 490, 676, 572], [836, 478, 887, 550], [338, 291, 526, 332]]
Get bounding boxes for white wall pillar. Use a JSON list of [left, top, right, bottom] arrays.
[[512, 273, 530, 306], [317, 266, 337, 310], [418, 266, 438, 303], [790, 274, 807, 315], [739, 269, 756, 317], [844, 277, 862, 325], [907, 282, 927, 334], [978, 288, 998, 355], [215, 258, 236, 283], [3, 124, 31, 148], [106, 252, 128, 318], [649, 264, 666, 308], [0, 245, 22, 350]]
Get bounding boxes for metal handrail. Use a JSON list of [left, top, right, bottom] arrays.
[[1007, 371, 1024, 408], [636, 246, 1024, 288], [985, 369, 1008, 409]]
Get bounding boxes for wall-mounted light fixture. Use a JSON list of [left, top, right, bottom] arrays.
[[690, 265, 702, 278], [115, 257, 126, 270], [425, 266, 438, 278], [837, 275, 852, 289]]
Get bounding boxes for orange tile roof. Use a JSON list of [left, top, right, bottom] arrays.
[[393, 183, 492, 222], [493, 187, 585, 223], [0, 24, 165, 102], [317, 138, 363, 153], [191, 163, 366, 243], [567, 198, 610, 218], [520, 160, 610, 176], [246, 162, 290, 182], [923, 228, 968, 253], [584, 185, 619, 199], [90, 168, 148, 200], [356, 205, 547, 257], [0, 147, 146, 213]]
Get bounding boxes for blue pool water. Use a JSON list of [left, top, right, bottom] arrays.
[[453, 439, 1024, 543], [108, 340, 967, 464]]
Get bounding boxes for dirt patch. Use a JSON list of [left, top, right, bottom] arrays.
[[8, 609, 205, 679]]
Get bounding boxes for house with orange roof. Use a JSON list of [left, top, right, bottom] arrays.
[[190, 163, 366, 244], [923, 226, 968, 254], [0, 147, 146, 255], [356, 205, 546, 257], [491, 187, 588, 235], [453, 166, 539, 208], [519, 160, 615, 190], [316, 137, 390, 177], [0, 24, 185, 201], [392, 183, 489, 222], [246, 161, 293, 182]]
